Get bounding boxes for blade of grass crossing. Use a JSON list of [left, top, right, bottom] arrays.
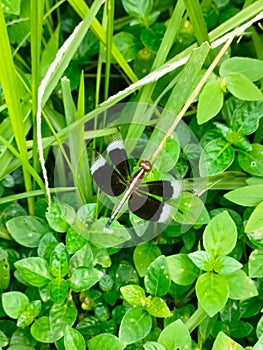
[[124, 0, 185, 147], [31, 0, 45, 199], [37, 0, 105, 206], [104, 0, 114, 101]]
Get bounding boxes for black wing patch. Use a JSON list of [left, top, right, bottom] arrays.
[[128, 190, 171, 222], [106, 140, 130, 181], [91, 155, 126, 196], [138, 180, 181, 200]]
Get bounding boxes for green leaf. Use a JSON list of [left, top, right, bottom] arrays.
[[88, 333, 125, 350], [120, 285, 146, 306], [115, 260, 139, 288], [249, 249, 263, 278], [113, 32, 142, 62], [140, 24, 165, 52], [220, 57, 263, 82], [203, 211, 237, 257], [48, 278, 68, 303], [1, 0, 21, 15], [214, 256, 242, 274], [14, 257, 51, 287], [49, 301, 78, 340], [71, 243, 93, 269], [31, 316, 59, 343], [38, 232, 58, 259], [254, 334, 263, 350], [17, 300, 42, 328], [99, 274, 114, 292], [238, 144, 263, 177], [6, 216, 50, 248], [197, 80, 224, 124], [69, 267, 103, 291], [49, 243, 69, 277], [224, 73, 263, 100], [77, 204, 97, 221], [224, 184, 263, 206], [0, 329, 8, 348], [78, 219, 130, 248], [121, 0, 153, 20], [196, 273, 228, 317], [66, 227, 86, 254], [200, 139, 234, 176], [92, 246, 111, 268], [2, 291, 29, 319], [175, 193, 210, 225], [212, 331, 245, 350], [158, 319, 191, 350], [0, 247, 10, 290], [146, 297, 171, 318], [231, 134, 252, 152], [167, 254, 199, 285], [133, 242, 161, 277], [225, 269, 258, 299], [144, 255, 170, 297], [231, 100, 263, 135], [119, 306, 152, 345], [46, 202, 75, 232], [64, 327, 86, 350], [245, 202, 263, 233], [188, 251, 213, 271], [257, 317, 263, 339], [143, 342, 166, 350], [76, 316, 101, 336]]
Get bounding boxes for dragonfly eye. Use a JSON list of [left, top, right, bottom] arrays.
[[139, 160, 152, 172]]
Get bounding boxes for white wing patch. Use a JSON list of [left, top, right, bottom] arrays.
[[158, 203, 172, 223], [107, 140, 125, 153], [90, 156, 107, 175], [171, 181, 181, 198]]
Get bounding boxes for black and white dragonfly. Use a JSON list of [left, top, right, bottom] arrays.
[[91, 140, 181, 229]]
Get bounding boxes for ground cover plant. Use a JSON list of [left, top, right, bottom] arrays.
[[0, 0, 263, 349]]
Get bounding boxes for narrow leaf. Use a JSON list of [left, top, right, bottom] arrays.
[[224, 184, 263, 207]]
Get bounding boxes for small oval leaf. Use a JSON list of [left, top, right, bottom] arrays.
[[119, 307, 152, 345]]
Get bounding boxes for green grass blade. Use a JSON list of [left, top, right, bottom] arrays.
[[125, 0, 185, 144], [184, 0, 210, 45], [31, 0, 45, 196], [0, 4, 33, 212], [40, 0, 105, 107]]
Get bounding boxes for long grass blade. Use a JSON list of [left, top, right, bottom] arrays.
[[0, 5, 33, 212]]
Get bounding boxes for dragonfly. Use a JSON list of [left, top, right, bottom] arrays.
[[91, 140, 181, 230]]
